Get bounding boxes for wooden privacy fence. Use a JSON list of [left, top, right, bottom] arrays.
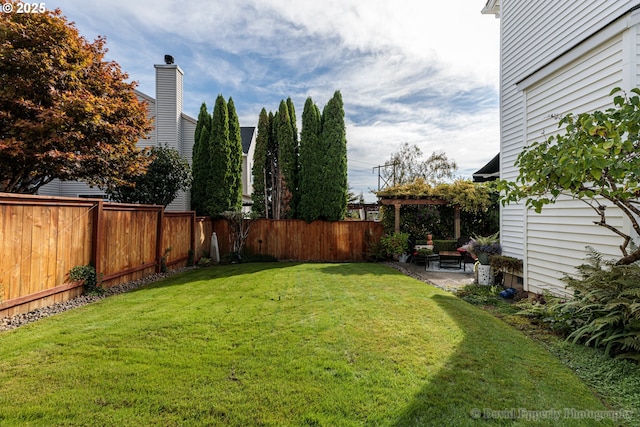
[[0, 193, 195, 317], [212, 218, 384, 261], [0, 193, 382, 318]]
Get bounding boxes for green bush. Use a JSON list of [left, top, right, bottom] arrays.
[[490, 255, 523, 274], [380, 232, 410, 257], [366, 239, 387, 262], [515, 295, 578, 335], [197, 257, 212, 266], [69, 264, 103, 295], [526, 248, 640, 361], [432, 240, 456, 253], [415, 248, 434, 256], [380, 193, 499, 242], [455, 284, 504, 306]]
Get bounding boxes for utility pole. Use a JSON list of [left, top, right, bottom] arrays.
[[372, 162, 400, 191]]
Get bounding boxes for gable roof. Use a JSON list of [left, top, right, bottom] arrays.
[[240, 127, 255, 154], [472, 153, 499, 182]]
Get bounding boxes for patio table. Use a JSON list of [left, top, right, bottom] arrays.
[[438, 251, 463, 269]]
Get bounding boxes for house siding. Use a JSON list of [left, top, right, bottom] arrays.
[[166, 113, 197, 212], [241, 127, 256, 207], [181, 113, 196, 164], [497, 0, 640, 294], [154, 65, 183, 152], [36, 63, 256, 213], [40, 65, 196, 210]]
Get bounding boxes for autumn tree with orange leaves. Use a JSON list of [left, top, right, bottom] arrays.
[[0, 1, 152, 194]]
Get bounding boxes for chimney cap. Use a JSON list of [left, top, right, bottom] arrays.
[[164, 55, 174, 65]]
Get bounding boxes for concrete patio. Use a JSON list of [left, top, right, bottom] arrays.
[[386, 261, 476, 292]]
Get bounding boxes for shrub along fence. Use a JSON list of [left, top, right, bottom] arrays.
[[0, 193, 195, 317]]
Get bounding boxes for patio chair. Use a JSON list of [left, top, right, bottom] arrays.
[[456, 236, 476, 270]]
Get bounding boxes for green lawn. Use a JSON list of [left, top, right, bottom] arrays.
[[0, 263, 621, 426]]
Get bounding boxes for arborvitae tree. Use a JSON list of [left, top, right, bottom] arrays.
[[208, 95, 230, 216], [286, 97, 300, 214], [252, 108, 270, 217], [194, 102, 209, 148], [277, 100, 297, 218], [227, 97, 243, 211], [320, 91, 348, 220], [191, 102, 211, 215], [287, 97, 298, 145], [298, 97, 323, 222], [268, 111, 280, 219]]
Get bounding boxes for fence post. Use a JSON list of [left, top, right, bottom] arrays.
[[190, 211, 196, 258], [91, 200, 104, 282], [156, 207, 164, 273]]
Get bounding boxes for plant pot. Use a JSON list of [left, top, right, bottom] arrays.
[[477, 252, 490, 265], [477, 264, 493, 285], [399, 253, 410, 263], [426, 234, 433, 246]]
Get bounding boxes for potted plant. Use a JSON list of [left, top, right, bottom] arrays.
[[469, 232, 501, 285], [490, 255, 523, 287], [380, 232, 410, 261], [426, 231, 433, 246], [416, 247, 434, 257]]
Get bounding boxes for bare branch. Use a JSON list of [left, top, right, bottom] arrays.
[[591, 205, 630, 257]]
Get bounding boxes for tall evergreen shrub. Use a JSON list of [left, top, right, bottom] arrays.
[[319, 91, 348, 220], [298, 97, 323, 222], [227, 97, 243, 211], [277, 100, 297, 218], [252, 108, 270, 217], [191, 102, 211, 215], [208, 95, 230, 216]]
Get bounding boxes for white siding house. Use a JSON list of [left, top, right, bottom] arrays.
[[484, 0, 640, 294], [240, 127, 256, 211], [39, 61, 195, 210]]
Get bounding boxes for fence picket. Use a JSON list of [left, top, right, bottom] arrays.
[[208, 218, 382, 262]]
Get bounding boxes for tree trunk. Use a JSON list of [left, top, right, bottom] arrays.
[[616, 248, 640, 265]]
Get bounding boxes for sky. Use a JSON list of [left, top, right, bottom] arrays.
[[47, 0, 500, 202]]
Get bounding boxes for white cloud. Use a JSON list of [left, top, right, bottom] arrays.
[[48, 0, 500, 203]]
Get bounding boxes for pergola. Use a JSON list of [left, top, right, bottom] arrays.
[[378, 197, 461, 239]]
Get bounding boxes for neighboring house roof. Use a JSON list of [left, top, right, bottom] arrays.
[[240, 127, 255, 154], [481, 0, 500, 16], [473, 153, 499, 182], [135, 89, 155, 105], [181, 112, 197, 125]]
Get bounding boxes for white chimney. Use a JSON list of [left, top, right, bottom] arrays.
[[154, 58, 183, 152]]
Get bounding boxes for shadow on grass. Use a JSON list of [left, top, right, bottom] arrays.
[[390, 294, 620, 427], [129, 262, 298, 292], [142, 262, 402, 292], [318, 262, 403, 276]]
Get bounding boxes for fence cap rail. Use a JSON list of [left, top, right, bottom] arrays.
[[0, 192, 104, 207]]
